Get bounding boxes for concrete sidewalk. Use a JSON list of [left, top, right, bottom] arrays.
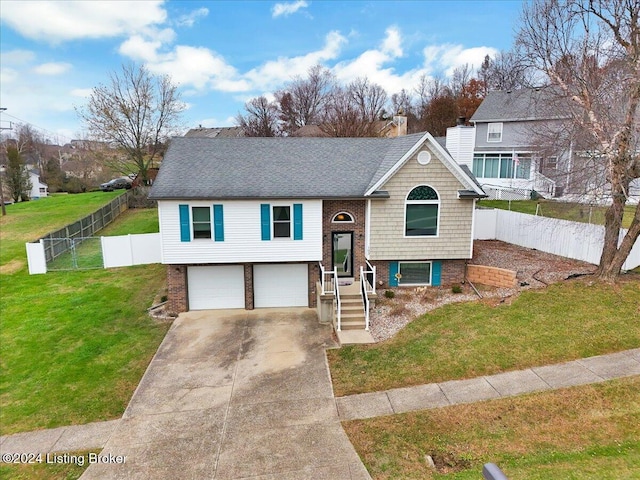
[[2, 348, 638, 472], [336, 348, 640, 421]]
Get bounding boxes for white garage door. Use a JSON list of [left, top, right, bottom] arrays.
[[253, 264, 309, 308], [187, 265, 245, 310]]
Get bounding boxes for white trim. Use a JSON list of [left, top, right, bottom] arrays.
[[331, 211, 355, 223], [469, 198, 477, 258], [487, 122, 503, 142], [191, 205, 212, 240], [398, 261, 432, 286], [403, 184, 440, 238], [272, 204, 292, 239], [365, 132, 485, 196], [365, 199, 371, 258]]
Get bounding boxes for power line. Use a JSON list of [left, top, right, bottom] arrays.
[[0, 112, 76, 143]]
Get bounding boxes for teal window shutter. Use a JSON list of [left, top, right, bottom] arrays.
[[179, 204, 190, 242], [213, 204, 224, 242], [293, 203, 303, 240], [260, 204, 271, 240], [432, 261, 442, 286], [388, 261, 399, 287]]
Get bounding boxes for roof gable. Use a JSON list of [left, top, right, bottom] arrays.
[[365, 132, 485, 197]]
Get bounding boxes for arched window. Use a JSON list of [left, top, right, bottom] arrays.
[[405, 185, 439, 236], [332, 212, 354, 223]]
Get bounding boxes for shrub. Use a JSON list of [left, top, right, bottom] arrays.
[[452, 284, 463, 294], [384, 290, 395, 299]]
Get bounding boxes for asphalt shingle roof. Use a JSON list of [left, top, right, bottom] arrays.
[[470, 87, 569, 123], [149, 134, 484, 200], [151, 136, 396, 199]]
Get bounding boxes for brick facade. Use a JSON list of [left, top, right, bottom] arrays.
[[244, 264, 254, 310], [322, 200, 367, 279], [166, 265, 188, 315], [308, 262, 319, 308], [368, 259, 467, 288], [466, 264, 517, 288], [441, 259, 467, 285], [165, 261, 318, 315]]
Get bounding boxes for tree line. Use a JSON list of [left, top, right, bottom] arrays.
[[236, 53, 528, 138]]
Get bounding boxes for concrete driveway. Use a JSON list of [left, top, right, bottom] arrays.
[[81, 308, 370, 480]]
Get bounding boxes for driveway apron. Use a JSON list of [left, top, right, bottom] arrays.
[[81, 308, 370, 479]]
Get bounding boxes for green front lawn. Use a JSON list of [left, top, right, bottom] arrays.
[[478, 199, 636, 229], [328, 278, 640, 397], [0, 193, 168, 434], [345, 377, 640, 479]]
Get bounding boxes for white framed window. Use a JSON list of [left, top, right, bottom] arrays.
[[398, 262, 432, 286], [332, 212, 354, 223], [487, 123, 503, 142], [192, 206, 211, 239], [405, 185, 439, 237], [272, 205, 291, 238], [545, 156, 558, 169]]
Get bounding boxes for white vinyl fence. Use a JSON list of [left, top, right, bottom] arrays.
[[474, 209, 640, 270], [26, 233, 161, 274]]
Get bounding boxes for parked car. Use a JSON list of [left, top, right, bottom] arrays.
[[100, 178, 132, 192]]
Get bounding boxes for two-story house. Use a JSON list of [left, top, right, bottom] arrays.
[[149, 133, 486, 322], [447, 88, 572, 199]]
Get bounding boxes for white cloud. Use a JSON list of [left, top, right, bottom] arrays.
[[177, 7, 209, 27], [1, 50, 37, 65], [70, 88, 93, 98], [145, 45, 250, 92], [332, 27, 422, 93], [0, 1, 167, 42], [244, 30, 346, 90], [381, 26, 403, 57], [272, 0, 309, 18], [0, 68, 19, 85], [33, 62, 72, 76], [423, 44, 498, 76]]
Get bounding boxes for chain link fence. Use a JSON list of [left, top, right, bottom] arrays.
[[40, 192, 130, 271], [43, 237, 104, 270]]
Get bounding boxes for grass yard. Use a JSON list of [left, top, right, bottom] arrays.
[[345, 376, 640, 479], [478, 199, 636, 229], [0, 193, 168, 435], [0, 450, 99, 480], [328, 277, 640, 397]]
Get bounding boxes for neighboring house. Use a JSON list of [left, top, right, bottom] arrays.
[[29, 169, 48, 199], [183, 126, 245, 138], [447, 88, 572, 199], [292, 115, 409, 138], [149, 133, 485, 320]]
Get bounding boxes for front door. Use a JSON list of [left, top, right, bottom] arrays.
[[332, 232, 353, 277]]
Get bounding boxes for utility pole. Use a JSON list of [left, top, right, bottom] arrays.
[[0, 107, 9, 216]]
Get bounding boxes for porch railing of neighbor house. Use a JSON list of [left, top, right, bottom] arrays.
[[533, 172, 557, 197], [360, 266, 371, 331], [334, 266, 342, 331]]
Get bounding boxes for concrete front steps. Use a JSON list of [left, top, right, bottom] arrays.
[[335, 281, 375, 345]]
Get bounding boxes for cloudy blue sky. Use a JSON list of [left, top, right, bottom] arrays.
[[0, 0, 523, 144]]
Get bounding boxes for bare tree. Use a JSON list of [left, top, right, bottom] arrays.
[[77, 63, 185, 184], [517, 0, 640, 281], [479, 51, 530, 92], [236, 96, 281, 137], [319, 79, 389, 137], [450, 64, 473, 97], [275, 65, 335, 135]]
